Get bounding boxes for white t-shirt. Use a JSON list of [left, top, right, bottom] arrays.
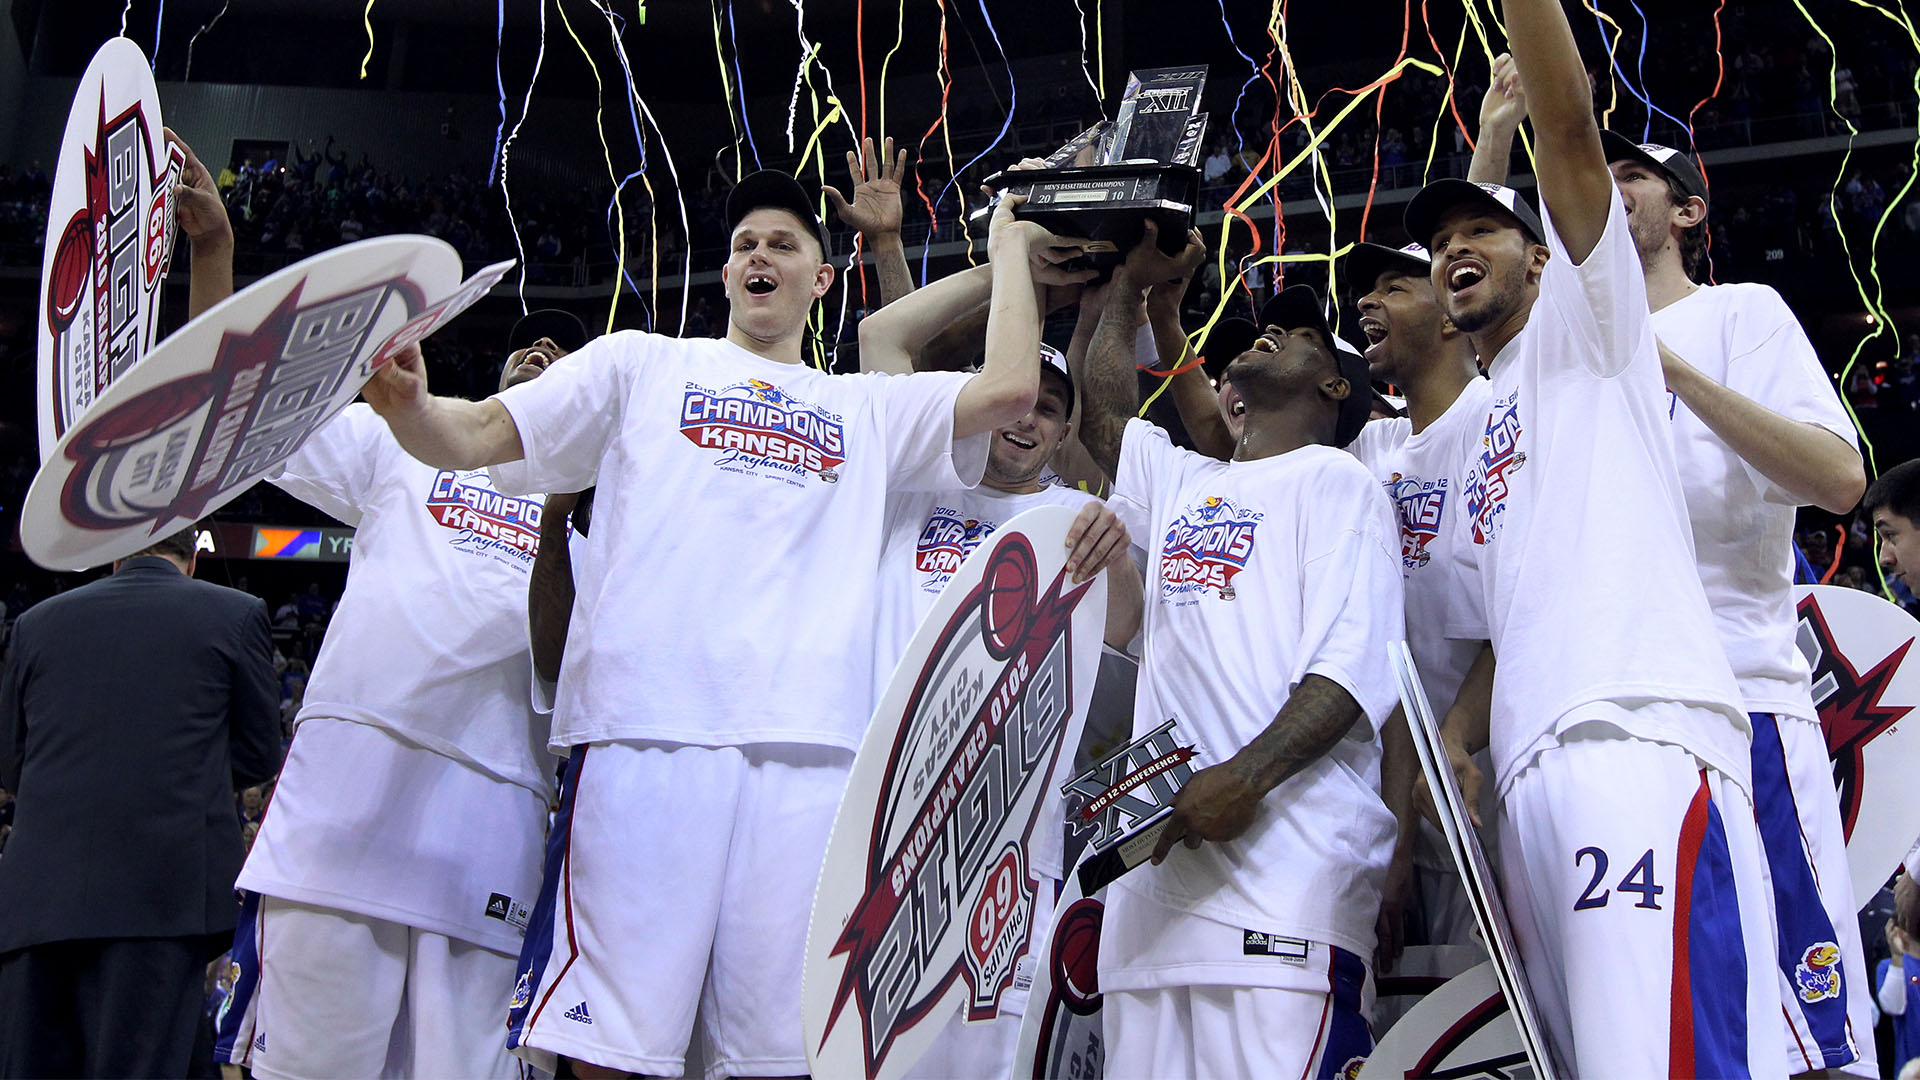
[[272, 403, 555, 795], [1347, 376, 1493, 716], [490, 332, 986, 752], [1654, 283, 1857, 722], [238, 718, 549, 953], [1102, 419, 1404, 966], [1449, 192, 1748, 795], [874, 482, 1099, 881]]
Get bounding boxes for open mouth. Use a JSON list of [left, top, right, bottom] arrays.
[[1447, 260, 1488, 296], [1220, 382, 1246, 420], [1359, 317, 1388, 345], [744, 272, 777, 296], [1000, 431, 1037, 451]]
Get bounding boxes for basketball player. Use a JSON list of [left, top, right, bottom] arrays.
[[1408, 0, 1784, 1073], [1075, 232, 1403, 1076], [217, 310, 583, 1079], [359, 169, 1091, 1077], [877, 341, 1141, 1078], [1610, 130, 1870, 1077]]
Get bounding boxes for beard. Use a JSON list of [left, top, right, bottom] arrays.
[[1446, 264, 1528, 336]]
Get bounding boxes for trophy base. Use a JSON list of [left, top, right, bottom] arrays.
[[970, 163, 1200, 271]]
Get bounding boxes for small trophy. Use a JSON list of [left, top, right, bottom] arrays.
[[971, 66, 1208, 270]]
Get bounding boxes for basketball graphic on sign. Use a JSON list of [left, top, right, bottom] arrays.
[[71, 375, 212, 452], [46, 213, 91, 331], [983, 538, 1039, 660], [1051, 898, 1103, 1017]]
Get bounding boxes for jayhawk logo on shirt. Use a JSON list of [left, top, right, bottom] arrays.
[[1462, 391, 1525, 546], [679, 379, 846, 484], [1385, 472, 1447, 570], [1160, 495, 1262, 603], [915, 509, 1000, 590]]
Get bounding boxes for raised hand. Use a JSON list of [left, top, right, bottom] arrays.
[[824, 136, 909, 237], [164, 127, 231, 247], [1479, 52, 1531, 134]]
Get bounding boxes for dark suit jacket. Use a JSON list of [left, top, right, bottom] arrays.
[[0, 558, 281, 953]]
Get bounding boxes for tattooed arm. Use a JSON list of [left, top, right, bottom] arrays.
[[1151, 674, 1362, 862]]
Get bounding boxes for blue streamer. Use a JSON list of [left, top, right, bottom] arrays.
[[1214, 0, 1264, 170], [727, 1, 764, 170], [489, 0, 508, 184], [1589, 1, 1693, 143], [918, 0, 1019, 282], [152, 0, 164, 67]]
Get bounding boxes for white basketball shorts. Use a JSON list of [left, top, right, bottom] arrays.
[[1101, 975, 1373, 1080], [505, 740, 851, 1079], [1497, 720, 1783, 1080], [1750, 712, 1876, 1077], [225, 895, 526, 1080]]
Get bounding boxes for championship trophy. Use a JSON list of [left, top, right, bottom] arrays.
[[970, 66, 1208, 270]]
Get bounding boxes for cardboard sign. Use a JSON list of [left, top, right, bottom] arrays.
[[804, 507, 1108, 1080], [1792, 585, 1920, 905], [20, 236, 513, 570], [1392, 643, 1558, 1080], [1012, 856, 1107, 1080], [1360, 961, 1533, 1080], [38, 37, 183, 461], [1011, 711, 1204, 1080]]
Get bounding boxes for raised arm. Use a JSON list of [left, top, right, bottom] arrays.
[[1503, 0, 1613, 261], [166, 128, 235, 320], [1146, 229, 1232, 461], [1077, 274, 1145, 482], [1152, 674, 1363, 863], [826, 136, 917, 310], [362, 344, 526, 469], [954, 198, 1093, 438], [1466, 53, 1529, 186]]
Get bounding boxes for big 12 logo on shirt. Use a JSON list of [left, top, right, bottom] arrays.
[[916, 509, 999, 593], [1159, 496, 1260, 603], [1462, 391, 1524, 546], [679, 378, 846, 486]]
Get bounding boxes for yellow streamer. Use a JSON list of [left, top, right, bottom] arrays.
[[710, 1, 743, 179], [359, 0, 378, 80]]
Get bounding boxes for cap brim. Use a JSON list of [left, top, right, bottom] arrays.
[[1599, 130, 1709, 204], [726, 170, 831, 258], [1344, 243, 1432, 300], [508, 309, 590, 354], [1201, 318, 1259, 378], [1256, 285, 1334, 339], [1404, 178, 1544, 249]]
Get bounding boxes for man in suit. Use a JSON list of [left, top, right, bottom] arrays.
[[0, 524, 281, 1078]]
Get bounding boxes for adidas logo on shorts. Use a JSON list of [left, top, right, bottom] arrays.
[[563, 1001, 594, 1025]]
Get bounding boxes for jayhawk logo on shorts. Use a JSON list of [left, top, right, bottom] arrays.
[[1160, 495, 1261, 603], [1795, 942, 1843, 1003], [1336, 1057, 1368, 1080], [1385, 472, 1447, 570], [915, 509, 999, 589], [1462, 391, 1524, 546], [508, 971, 532, 1010]]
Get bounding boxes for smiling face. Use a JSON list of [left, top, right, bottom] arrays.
[[723, 208, 832, 345], [1223, 324, 1343, 424], [984, 371, 1072, 490], [1356, 268, 1450, 383], [1875, 508, 1920, 590], [1427, 205, 1545, 337], [499, 336, 571, 392]]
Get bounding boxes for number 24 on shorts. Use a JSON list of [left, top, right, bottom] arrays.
[[1572, 847, 1665, 911]]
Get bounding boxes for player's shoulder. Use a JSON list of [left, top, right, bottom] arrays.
[[1297, 442, 1382, 487], [1347, 416, 1412, 473]]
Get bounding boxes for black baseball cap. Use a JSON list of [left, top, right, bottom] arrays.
[[1344, 241, 1433, 301], [1200, 318, 1260, 379], [508, 309, 589, 354], [726, 170, 832, 259], [1599, 131, 1709, 206], [1254, 285, 1374, 448], [1404, 179, 1546, 251]]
